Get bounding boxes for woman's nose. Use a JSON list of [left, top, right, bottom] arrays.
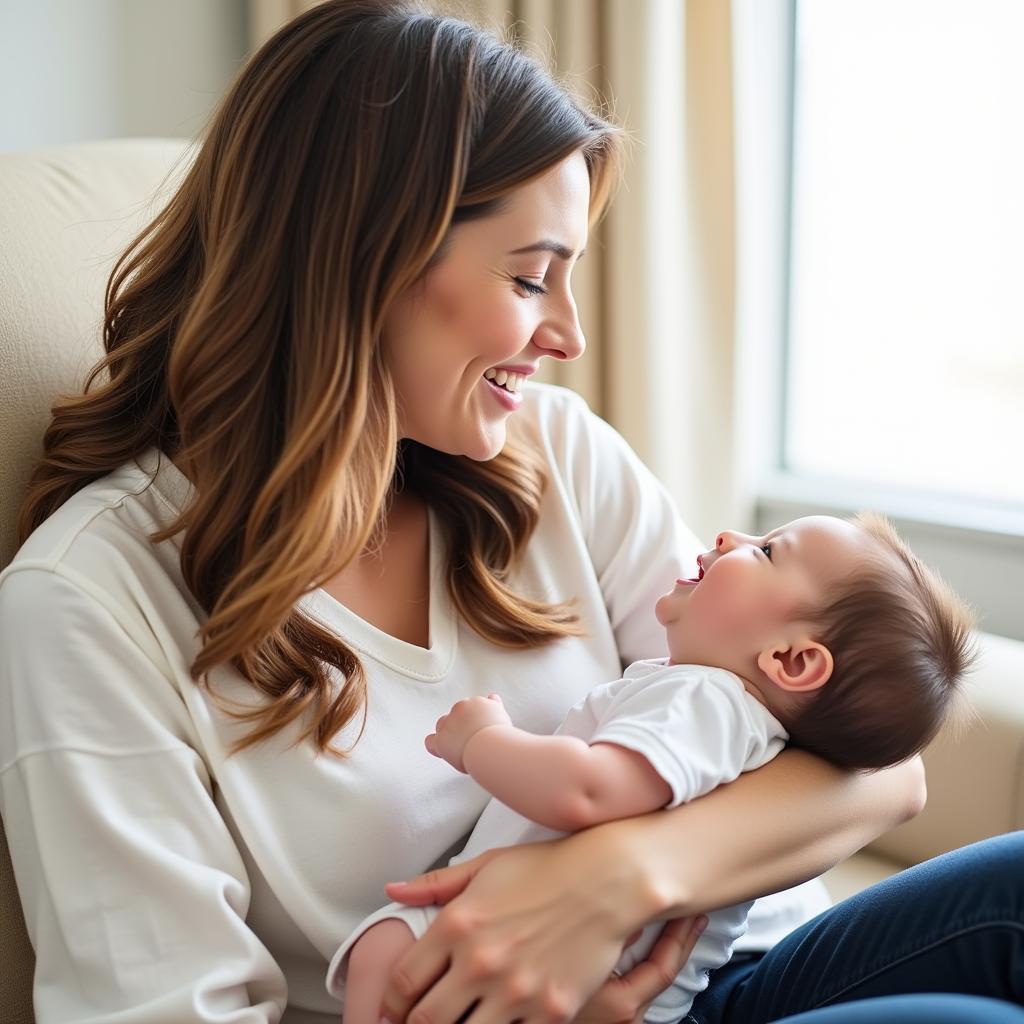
[[534, 297, 586, 362]]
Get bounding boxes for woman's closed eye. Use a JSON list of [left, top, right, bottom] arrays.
[[513, 276, 548, 297]]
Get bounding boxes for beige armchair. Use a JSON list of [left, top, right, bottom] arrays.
[[2, 139, 1023, 1023], [0, 138, 192, 1024]]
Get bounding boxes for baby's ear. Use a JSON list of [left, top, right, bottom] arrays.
[[757, 639, 833, 693]]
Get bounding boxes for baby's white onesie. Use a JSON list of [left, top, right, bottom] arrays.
[[326, 658, 787, 1023]]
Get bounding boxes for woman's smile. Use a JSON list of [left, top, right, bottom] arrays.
[[481, 372, 525, 410]]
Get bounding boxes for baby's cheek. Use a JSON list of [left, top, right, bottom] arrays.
[[704, 584, 764, 639], [759, 584, 802, 623]]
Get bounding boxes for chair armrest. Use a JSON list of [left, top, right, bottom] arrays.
[[869, 631, 1024, 866]]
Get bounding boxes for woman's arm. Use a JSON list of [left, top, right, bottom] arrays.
[[0, 567, 288, 1023], [614, 747, 926, 921], [380, 749, 924, 1024]]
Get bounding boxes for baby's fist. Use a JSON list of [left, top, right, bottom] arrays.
[[425, 693, 513, 773]]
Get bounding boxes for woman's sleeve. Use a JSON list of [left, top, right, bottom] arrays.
[[0, 567, 287, 1023], [560, 393, 705, 667]]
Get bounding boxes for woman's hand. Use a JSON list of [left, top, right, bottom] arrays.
[[571, 914, 707, 1024], [378, 825, 686, 1024]]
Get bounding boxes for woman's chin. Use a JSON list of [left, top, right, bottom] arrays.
[[406, 419, 506, 460], [466, 442, 506, 462], [462, 423, 508, 461]]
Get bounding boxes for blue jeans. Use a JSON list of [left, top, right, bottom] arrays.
[[686, 831, 1024, 1023]]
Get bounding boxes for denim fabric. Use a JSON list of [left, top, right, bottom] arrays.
[[685, 832, 1024, 1023]]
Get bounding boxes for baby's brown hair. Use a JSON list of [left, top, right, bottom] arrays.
[[784, 512, 979, 771]]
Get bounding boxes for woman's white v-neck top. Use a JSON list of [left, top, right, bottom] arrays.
[[301, 508, 458, 682], [0, 383, 830, 1023]]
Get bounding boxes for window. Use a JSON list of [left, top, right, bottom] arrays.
[[736, 0, 1024, 640], [786, 0, 1024, 508]]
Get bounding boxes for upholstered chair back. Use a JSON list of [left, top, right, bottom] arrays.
[[0, 138, 192, 1023]]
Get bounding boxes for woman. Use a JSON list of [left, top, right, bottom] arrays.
[[1, 2, 1020, 1023]]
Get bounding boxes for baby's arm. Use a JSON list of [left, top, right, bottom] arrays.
[[342, 918, 417, 1024], [464, 729, 672, 830], [427, 695, 672, 830]]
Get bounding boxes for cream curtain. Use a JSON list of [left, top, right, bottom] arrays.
[[246, 0, 736, 544]]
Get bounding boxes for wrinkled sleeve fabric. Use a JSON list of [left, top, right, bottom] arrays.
[[590, 668, 788, 809], [558, 393, 705, 668], [0, 567, 287, 1023]]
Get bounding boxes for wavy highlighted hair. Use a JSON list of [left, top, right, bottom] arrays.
[[17, 0, 625, 756]]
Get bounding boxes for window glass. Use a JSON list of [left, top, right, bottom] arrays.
[[786, 0, 1024, 506]]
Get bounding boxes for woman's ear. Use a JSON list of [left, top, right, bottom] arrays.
[[757, 639, 834, 693]]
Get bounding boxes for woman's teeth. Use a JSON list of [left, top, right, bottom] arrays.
[[484, 368, 524, 394]]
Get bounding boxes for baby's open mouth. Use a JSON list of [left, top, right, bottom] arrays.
[[677, 560, 705, 585]]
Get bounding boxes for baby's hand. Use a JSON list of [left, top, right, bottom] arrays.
[[425, 693, 513, 773]]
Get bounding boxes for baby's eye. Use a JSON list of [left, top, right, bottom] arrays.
[[760, 542, 773, 560]]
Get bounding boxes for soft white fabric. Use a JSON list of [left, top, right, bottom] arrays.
[[0, 382, 830, 1023], [327, 660, 788, 1022]]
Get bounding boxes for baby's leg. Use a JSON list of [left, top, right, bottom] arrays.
[[342, 918, 417, 1024]]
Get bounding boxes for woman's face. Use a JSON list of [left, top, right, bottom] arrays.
[[382, 150, 591, 460]]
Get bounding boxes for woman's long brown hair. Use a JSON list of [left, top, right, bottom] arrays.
[[17, 0, 624, 756]]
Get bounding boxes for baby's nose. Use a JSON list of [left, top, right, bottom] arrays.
[[716, 531, 738, 551], [716, 530, 760, 553]]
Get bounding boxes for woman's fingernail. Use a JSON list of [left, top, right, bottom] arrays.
[[696, 915, 709, 935]]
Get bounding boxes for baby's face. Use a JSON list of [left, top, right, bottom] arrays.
[[655, 516, 874, 675]]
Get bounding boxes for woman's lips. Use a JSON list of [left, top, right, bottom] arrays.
[[481, 374, 523, 410]]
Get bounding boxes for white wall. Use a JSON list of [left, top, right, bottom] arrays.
[[0, 0, 248, 153]]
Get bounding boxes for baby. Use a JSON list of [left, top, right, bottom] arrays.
[[327, 513, 977, 1023]]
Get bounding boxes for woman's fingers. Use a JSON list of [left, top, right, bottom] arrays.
[[570, 915, 708, 1024], [382, 833, 665, 1024], [389, 962, 491, 1024], [384, 849, 500, 908], [379, 911, 676, 1024], [379, 913, 502, 1024], [623, 915, 708, 1022], [378, 921, 455, 1023]]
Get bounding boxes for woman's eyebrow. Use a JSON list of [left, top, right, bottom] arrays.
[[508, 240, 586, 261]]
